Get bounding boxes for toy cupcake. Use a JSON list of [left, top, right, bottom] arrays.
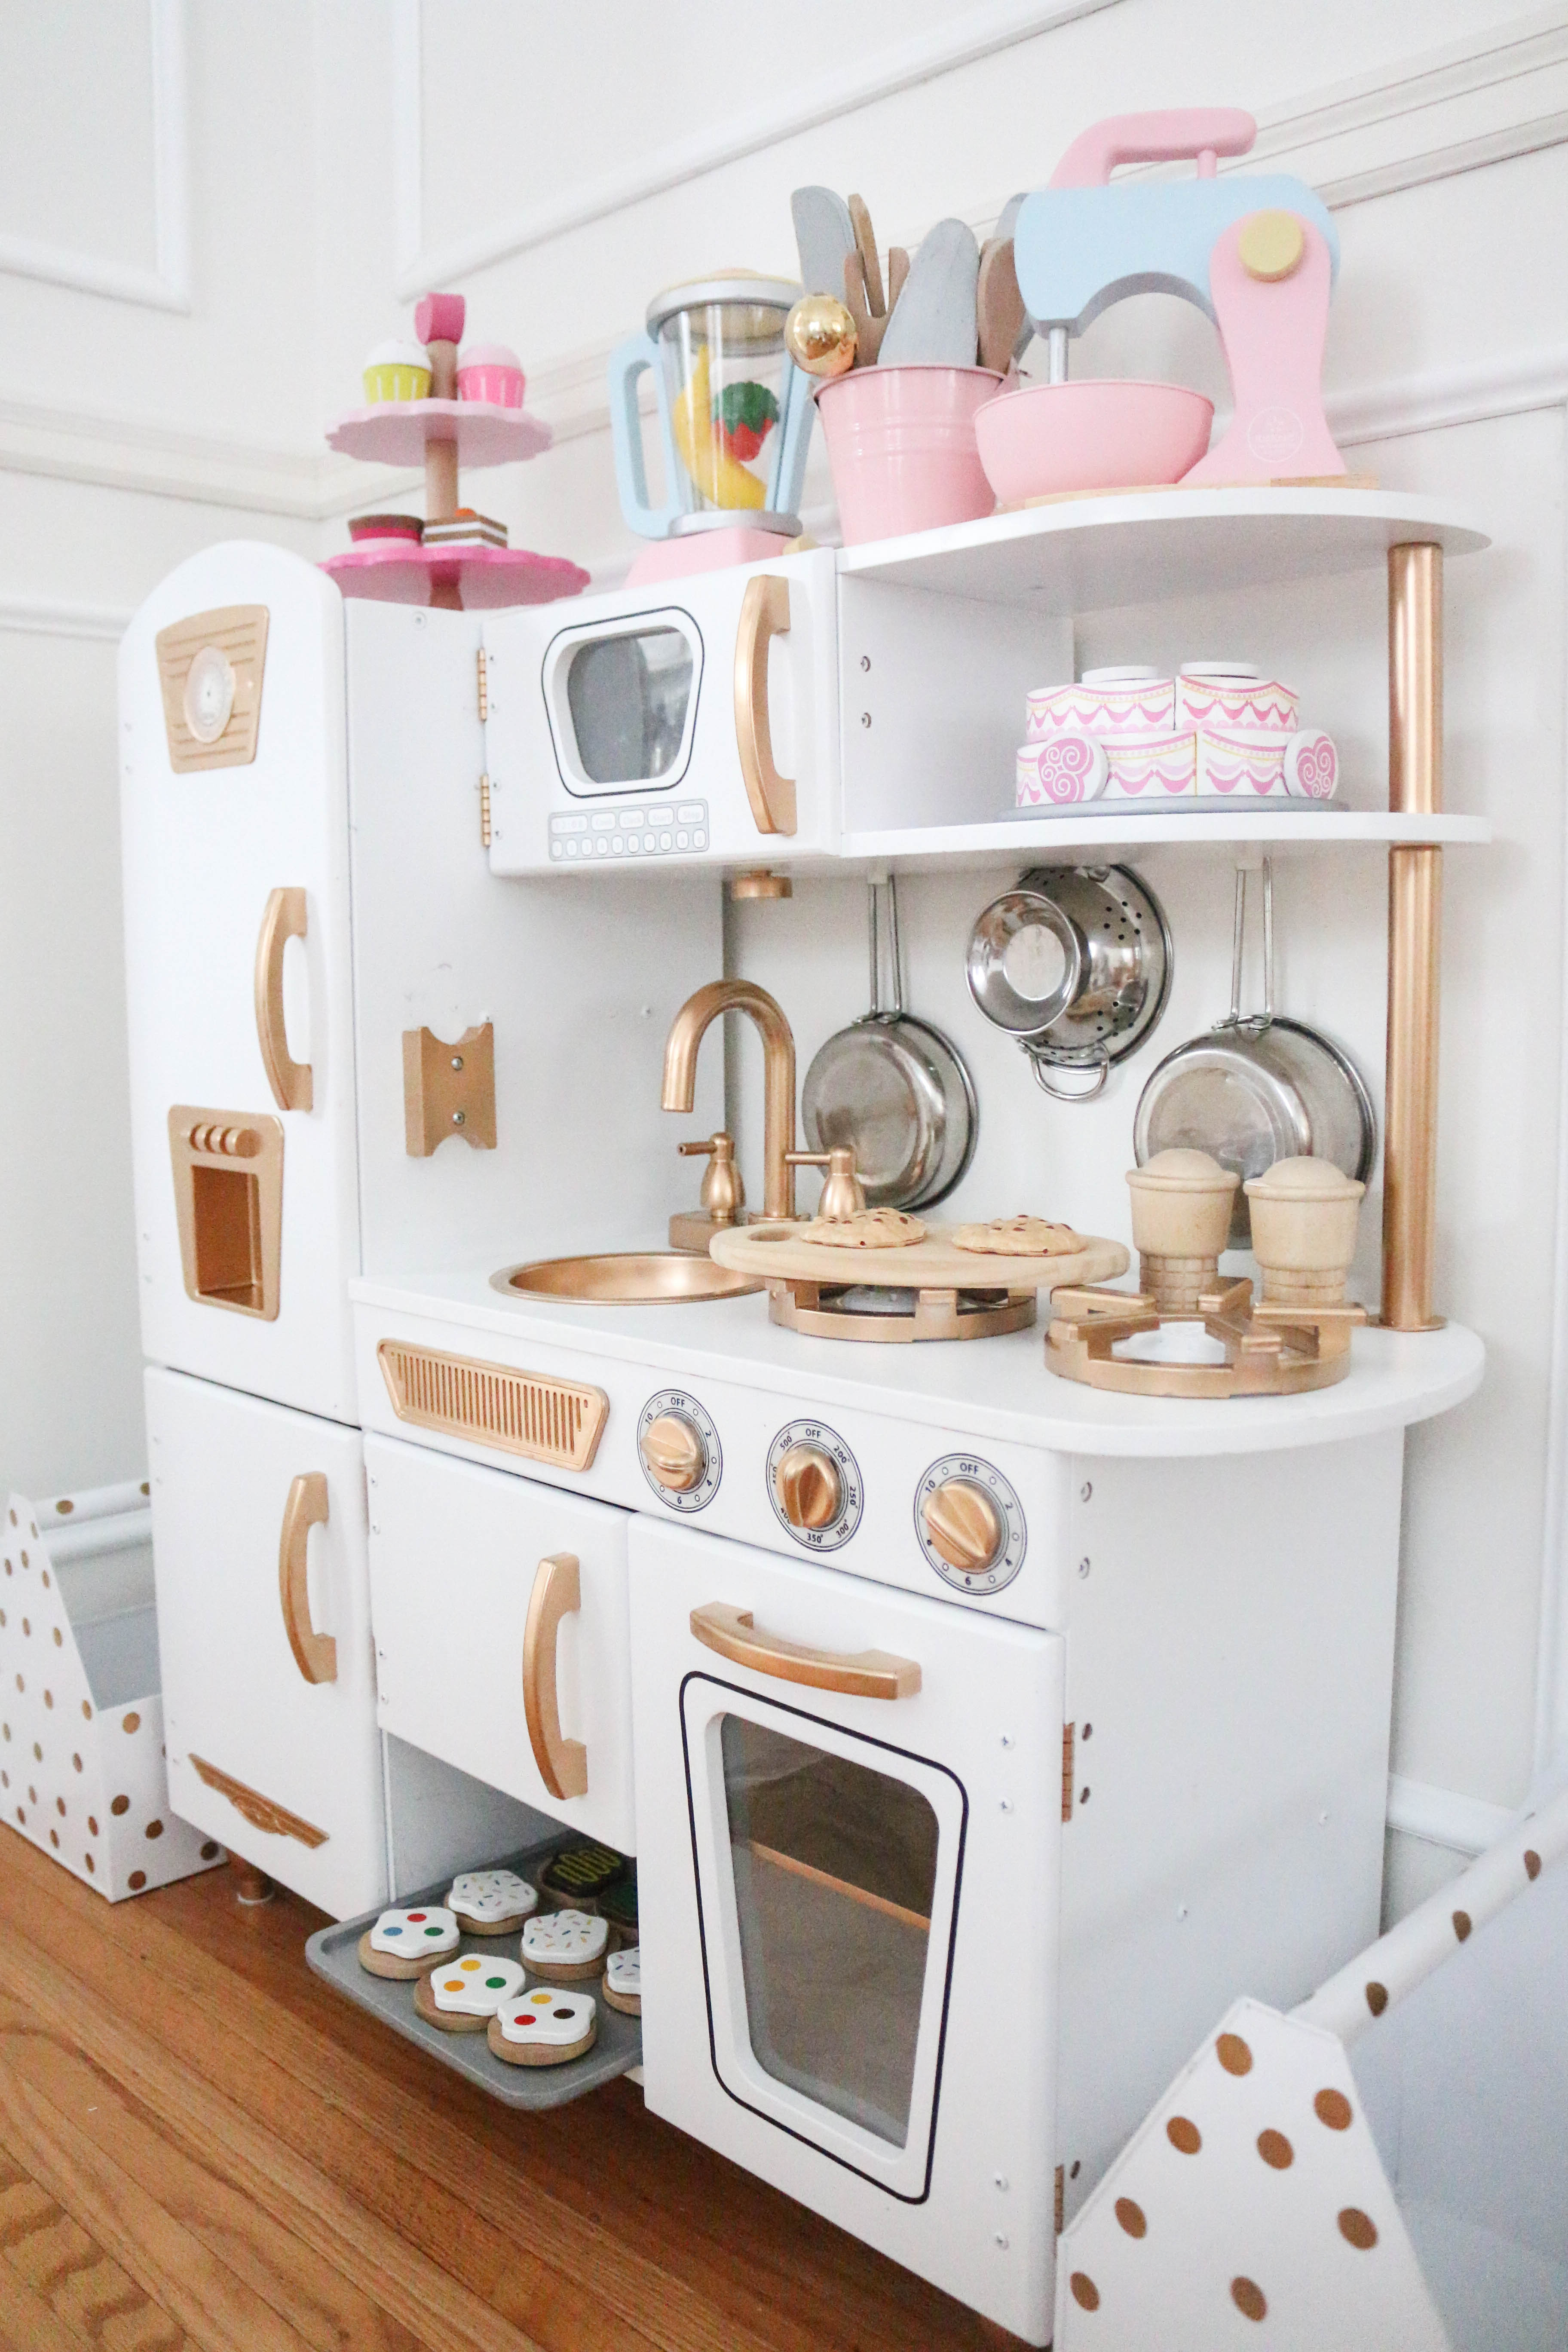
[[456, 343, 525, 407], [362, 339, 432, 403]]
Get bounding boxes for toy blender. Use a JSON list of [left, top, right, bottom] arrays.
[[609, 272, 814, 584]]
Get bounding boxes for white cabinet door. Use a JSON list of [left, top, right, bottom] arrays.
[[121, 545, 360, 1422], [146, 1366, 385, 1918], [365, 1434, 635, 1854]]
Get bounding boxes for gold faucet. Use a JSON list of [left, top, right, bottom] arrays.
[[663, 981, 798, 1221]]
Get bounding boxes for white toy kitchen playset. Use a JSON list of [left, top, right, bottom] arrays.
[[116, 112, 1491, 2346]]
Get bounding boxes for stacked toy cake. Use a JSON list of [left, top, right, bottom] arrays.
[[1015, 663, 1339, 810]]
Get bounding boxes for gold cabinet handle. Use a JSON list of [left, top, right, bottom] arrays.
[[733, 575, 797, 836], [254, 886, 313, 1112], [523, 1553, 589, 1799], [278, 1473, 336, 1684], [690, 1601, 920, 1700]]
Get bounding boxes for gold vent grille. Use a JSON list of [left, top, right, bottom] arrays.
[[155, 604, 269, 772], [377, 1341, 609, 1470]]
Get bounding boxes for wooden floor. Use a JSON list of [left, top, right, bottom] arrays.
[[0, 1835, 1015, 2351]]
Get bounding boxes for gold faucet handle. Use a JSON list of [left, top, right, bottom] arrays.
[[786, 1145, 866, 1222], [678, 1130, 745, 1220]]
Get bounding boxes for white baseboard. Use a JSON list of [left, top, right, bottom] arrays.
[[1387, 1773, 1517, 1856]]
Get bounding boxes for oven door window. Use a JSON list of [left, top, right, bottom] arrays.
[[683, 1676, 965, 2199], [542, 610, 702, 795]]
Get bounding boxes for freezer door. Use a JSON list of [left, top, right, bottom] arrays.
[[146, 1366, 385, 1917], [630, 1516, 1063, 2342], [120, 545, 359, 1421], [365, 1434, 636, 1853]]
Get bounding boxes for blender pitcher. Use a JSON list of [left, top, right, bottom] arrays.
[[610, 272, 813, 542]]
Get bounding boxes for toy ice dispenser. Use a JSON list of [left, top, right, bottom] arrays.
[[610, 272, 814, 584]]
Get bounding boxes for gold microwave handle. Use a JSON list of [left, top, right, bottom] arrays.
[[278, 1473, 337, 1684], [733, 575, 798, 836], [254, 886, 313, 1112], [523, 1553, 589, 1799], [691, 1601, 920, 1700]]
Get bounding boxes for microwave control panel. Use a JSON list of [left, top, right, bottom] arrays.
[[549, 799, 709, 862]]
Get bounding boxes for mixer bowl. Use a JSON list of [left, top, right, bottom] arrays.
[[975, 379, 1214, 502]]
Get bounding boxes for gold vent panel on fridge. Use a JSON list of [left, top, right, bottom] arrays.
[[377, 1342, 609, 1470], [155, 604, 270, 773], [169, 1109, 284, 1320]]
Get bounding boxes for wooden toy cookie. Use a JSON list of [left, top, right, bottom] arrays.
[[951, 1214, 1084, 1257], [796, 1207, 925, 1248], [520, 1908, 609, 1983], [447, 1868, 538, 1936], [415, 1951, 527, 2033], [599, 1869, 638, 1942], [538, 1843, 626, 1912], [488, 1986, 598, 2068], [358, 1905, 461, 1979], [603, 1946, 641, 2016]]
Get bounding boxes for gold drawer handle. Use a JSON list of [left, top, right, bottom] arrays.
[[254, 886, 313, 1112], [691, 1601, 920, 1700], [733, 575, 797, 836], [524, 1553, 589, 1800], [278, 1473, 337, 1684]]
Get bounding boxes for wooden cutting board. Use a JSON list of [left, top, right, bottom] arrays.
[[709, 1222, 1129, 1291]]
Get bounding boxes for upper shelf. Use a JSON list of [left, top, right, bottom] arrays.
[[836, 489, 1489, 611], [326, 400, 553, 469], [837, 806, 1491, 873]]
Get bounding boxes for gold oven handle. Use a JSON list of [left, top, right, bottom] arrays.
[[523, 1553, 589, 1800], [691, 1601, 920, 1700], [733, 575, 798, 837], [278, 1473, 337, 1684], [254, 886, 314, 1112]]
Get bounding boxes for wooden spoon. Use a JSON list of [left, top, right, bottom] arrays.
[[977, 237, 1026, 374]]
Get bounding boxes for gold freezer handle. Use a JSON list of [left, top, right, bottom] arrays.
[[278, 1473, 337, 1684], [254, 886, 313, 1112], [524, 1553, 589, 1800], [734, 575, 797, 836], [690, 1601, 920, 1700]]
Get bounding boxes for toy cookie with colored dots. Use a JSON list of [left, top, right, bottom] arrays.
[[358, 1905, 460, 1979], [538, 1841, 626, 1911], [447, 1867, 538, 1936], [488, 1986, 598, 2067], [414, 1951, 527, 2033], [603, 1946, 641, 2016], [520, 1907, 609, 1983]]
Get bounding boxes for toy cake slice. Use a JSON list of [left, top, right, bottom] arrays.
[[415, 1951, 527, 2032], [421, 508, 508, 548], [489, 1986, 598, 2067], [358, 1905, 461, 1978]]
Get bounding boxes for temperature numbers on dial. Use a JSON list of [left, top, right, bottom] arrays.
[[638, 1390, 722, 1512], [767, 1420, 864, 1550], [915, 1454, 1026, 1594]]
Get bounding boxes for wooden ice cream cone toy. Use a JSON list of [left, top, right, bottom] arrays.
[[1125, 1150, 1239, 1314], [1243, 1156, 1364, 1305]]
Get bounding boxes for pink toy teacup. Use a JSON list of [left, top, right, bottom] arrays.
[[456, 343, 526, 407]]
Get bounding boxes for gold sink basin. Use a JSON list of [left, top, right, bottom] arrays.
[[493, 1252, 765, 1305]]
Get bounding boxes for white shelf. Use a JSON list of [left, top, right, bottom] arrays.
[[836, 807, 1491, 872], [836, 488, 1489, 611]]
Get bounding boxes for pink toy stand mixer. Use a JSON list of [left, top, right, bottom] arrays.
[[1013, 108, 1350, 484]]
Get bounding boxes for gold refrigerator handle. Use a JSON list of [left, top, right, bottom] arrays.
[[690, 1601, 921, 1700], [733, 575, 798, 836], [1383, 543, 1445, 1331], [523, 1553, 589, 1800], [254, 886, 313, 1112], [277, 1473, 337, 1684]]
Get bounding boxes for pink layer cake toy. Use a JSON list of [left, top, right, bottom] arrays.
[[1014, 658, 1337, 811]]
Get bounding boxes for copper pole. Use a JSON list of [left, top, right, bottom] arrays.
[[1382, 544, 1445, 1330]]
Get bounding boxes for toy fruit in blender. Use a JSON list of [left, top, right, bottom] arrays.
[[671, 346, 769, 509]]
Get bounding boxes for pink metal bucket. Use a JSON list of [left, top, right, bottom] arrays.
[[815, 366, 1001, 545]]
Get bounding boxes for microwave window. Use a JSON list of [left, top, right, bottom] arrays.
[[719, 1715, 940, 2148], [564, 628, 694, 784]]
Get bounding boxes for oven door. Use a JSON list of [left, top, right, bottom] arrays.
[[630, 1516, 1063, 2340]]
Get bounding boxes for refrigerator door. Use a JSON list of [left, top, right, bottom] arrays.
[[630, 1514, 1063, 2343], [147, 1366, 385, 1917], [365, 1433, 636, 1853], [121, 545, 359, 1422]]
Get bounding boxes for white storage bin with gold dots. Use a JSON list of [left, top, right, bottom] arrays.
[[1, 1480, 226, 1899]]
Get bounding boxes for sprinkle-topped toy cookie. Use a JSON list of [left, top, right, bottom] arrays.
[[358, 1905, 460, 1979], [603, 1946, 641, 2016], [538, 1842, 626, 1912], [521, 1908, 610, 1983], [488, 1985, 598, 2068], [415, 1951, 527, 2033], [447, 1868, 538, 1936]]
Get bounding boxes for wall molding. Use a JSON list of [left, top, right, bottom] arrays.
[[0, 0, 190, 314], [390, 0, 1121, 297], [0, 595, 132, 643], [1387, 1773, 1518, 1857]]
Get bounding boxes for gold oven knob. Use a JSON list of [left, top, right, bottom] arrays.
[[640, 1413, 707, 1494], [920, 1479, 1004, 1577], [773, 1444, 843, 1530]]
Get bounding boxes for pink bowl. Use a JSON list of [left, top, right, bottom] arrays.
[[815, 365, 1000, 545], [975, 379, 1214, 502]]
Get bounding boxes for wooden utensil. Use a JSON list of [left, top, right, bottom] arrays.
[[848, 193, 885, 318], [842, 245, 908, 365], [977, 238, 1026, 374], [877, 219, 981, 367], [791, 186, 857, 297]]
